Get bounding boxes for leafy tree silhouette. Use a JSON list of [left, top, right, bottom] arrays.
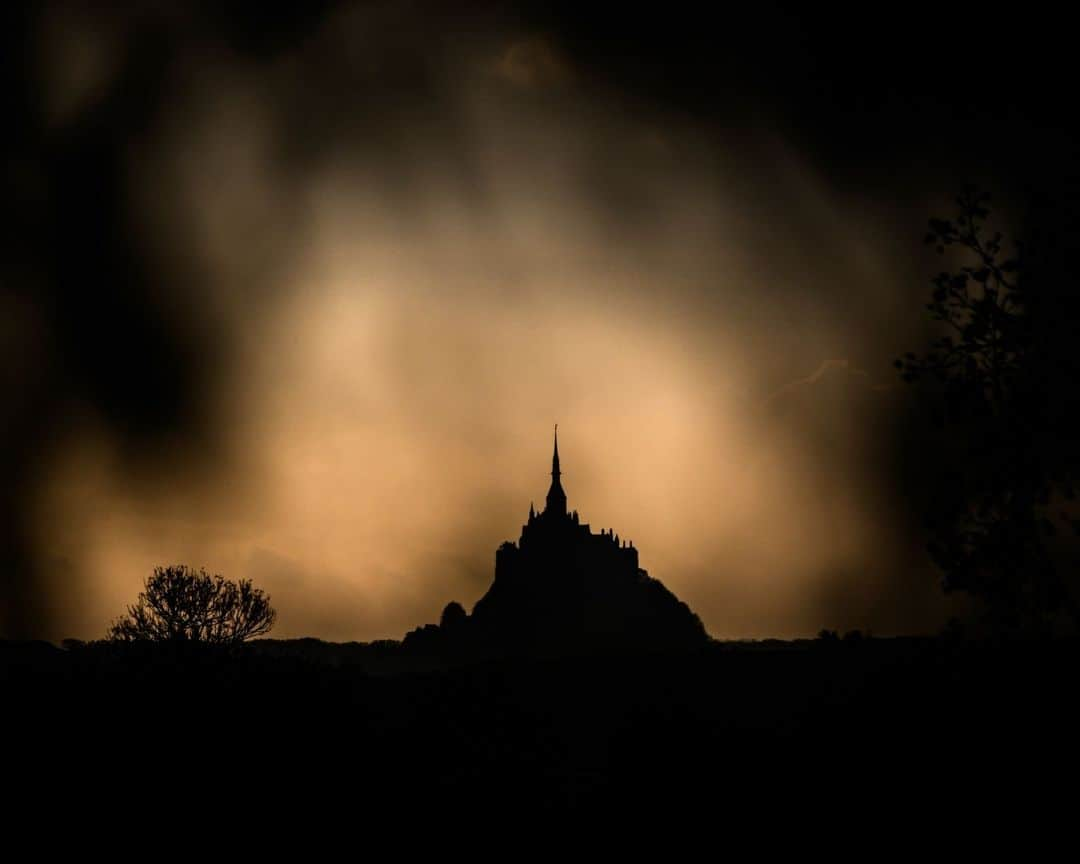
[[108, 565, 276, 644], [897, 187, 1080, 632], [440, 601, 467, 633]]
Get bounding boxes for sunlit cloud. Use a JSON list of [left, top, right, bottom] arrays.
[[20, 1, 958, 641]]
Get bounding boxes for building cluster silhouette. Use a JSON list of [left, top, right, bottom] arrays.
[[413, 427, 706, 655], [492, 427, 642, 588]]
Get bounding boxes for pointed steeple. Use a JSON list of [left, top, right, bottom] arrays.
[[552, 424, 561, 479], [544, 424, 568, 516]]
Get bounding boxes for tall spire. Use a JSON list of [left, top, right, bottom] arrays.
[[552, 424, 561, 479], [545, 424, 567, 516]]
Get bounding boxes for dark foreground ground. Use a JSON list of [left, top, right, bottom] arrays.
[[4, 636, 1078, 823]]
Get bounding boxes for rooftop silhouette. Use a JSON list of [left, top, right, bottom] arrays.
[[407, 427, 707, 656]]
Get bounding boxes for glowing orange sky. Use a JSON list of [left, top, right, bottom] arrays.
[[23, 6, 960, 641]]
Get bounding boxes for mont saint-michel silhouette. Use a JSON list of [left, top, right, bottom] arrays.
[[407, 427, 707, 656]]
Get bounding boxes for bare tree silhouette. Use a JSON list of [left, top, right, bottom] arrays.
[[108, 565, 276, 644]]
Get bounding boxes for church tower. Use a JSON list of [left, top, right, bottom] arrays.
[[544, 425, 568, 517]]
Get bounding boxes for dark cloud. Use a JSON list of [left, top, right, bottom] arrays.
[[3, 1, 1075, 639]]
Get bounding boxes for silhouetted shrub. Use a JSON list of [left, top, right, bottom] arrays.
[[402, 623, 443, 651], [440, 601, 467, 632], [107, 565, 276, 644]]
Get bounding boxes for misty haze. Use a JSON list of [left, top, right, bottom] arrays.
[[7, 2, 976, 642]]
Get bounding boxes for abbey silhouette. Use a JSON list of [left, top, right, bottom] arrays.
[[409, 427, 707, 656]]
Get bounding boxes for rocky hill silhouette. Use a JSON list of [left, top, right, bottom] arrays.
[[405, 428, 707, 657]]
